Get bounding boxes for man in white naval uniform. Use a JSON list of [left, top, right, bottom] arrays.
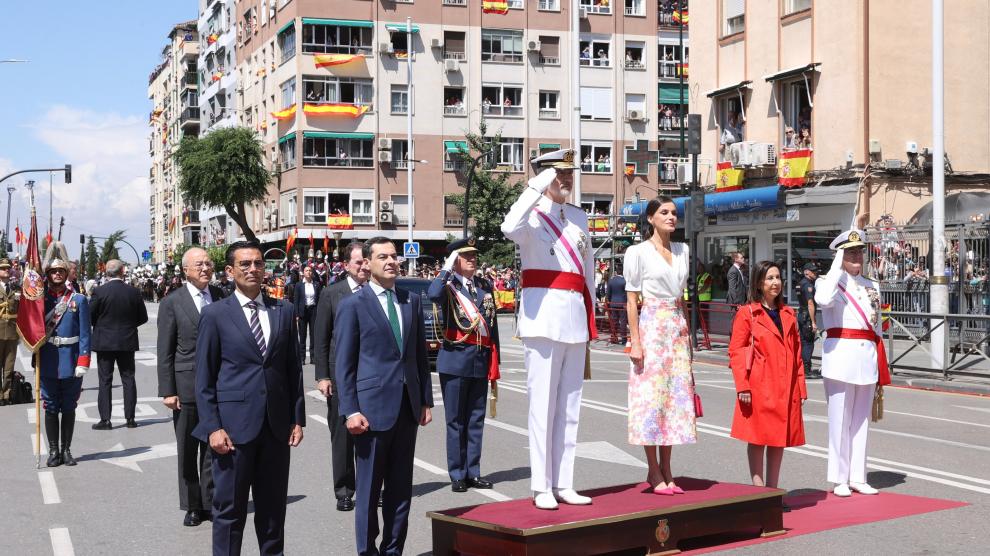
[[501, 149, 596, 510], [815, 229, 890, 498]]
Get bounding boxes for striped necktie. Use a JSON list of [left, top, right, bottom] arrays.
[[247, 301, 267, 358]]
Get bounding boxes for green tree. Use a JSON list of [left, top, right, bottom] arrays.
[[85, 236, 98, 277], [175, 126, 272, 242], [207, 246, 227, 271], [446, 120, 524, 267], [99, 230, 126, 263]]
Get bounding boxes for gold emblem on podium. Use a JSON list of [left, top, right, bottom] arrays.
[[655, 518, 670, 544]]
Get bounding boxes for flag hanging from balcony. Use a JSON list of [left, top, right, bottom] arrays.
[[715, 161, 744, 192], [777, 148, 813, 188], [207, 33, 218, 45], [323, 232, 329, 256], [303, 103, 370, 118], [16, 208, 46, 352], [211, 72, 223, 82], [327, 214, 354, 230], [286, 227, 298, 254], [677, 63, 689, 77], [673, 9, 689, 25], [482, 1, 509, 15], [271, 104, 297, 120], [624, 165, 635, 176], [314, 53, 365, 68]]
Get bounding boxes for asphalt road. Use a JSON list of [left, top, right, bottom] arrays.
[[2, 303, 989, 555]]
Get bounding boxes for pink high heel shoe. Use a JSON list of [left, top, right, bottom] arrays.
[[670, 486, 685, 494], [653, 485, 675, 496]]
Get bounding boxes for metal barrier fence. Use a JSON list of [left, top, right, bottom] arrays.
[[884, 311, 990, 378]]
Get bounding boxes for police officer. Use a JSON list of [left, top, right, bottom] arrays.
[[428, 238, 500, 493], [797, 262, 820, 379], [39, 255, 92, 467], [0, 259, 20, 406]]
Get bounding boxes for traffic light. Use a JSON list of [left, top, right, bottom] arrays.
[[688, 190, 706, 233], [64, 164, 72, 184], [80, 234, 85, 244], [687, 114, 702, 155]]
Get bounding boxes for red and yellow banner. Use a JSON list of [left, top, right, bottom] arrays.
[[314, 53, 365, 68], [286, 227, 298, 253], [624, 165, 635, 176], [211, 72, 223, 82], [483, 1, 509, 15], [327, 214, 353, 230], [716, 161, 744, 192], [778, 148, 813, 188], [303, 103, 369, 118], [207, 33, 218, 45], [677, 63, 689, 77], [589, 217, 609, 233], [270, 104, 298, 120], [673, 9, 689, 24], [881, 303, 892, 332], [16, 208, 46, 352]]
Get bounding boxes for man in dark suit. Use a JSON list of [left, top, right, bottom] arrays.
[[193, 241, 305, 556], [725, 251, 750, 308], [335, 237, 433, 556], [157, 247, 224, 527], [314, 241, 368, 512], [90, 259, 149, 430], [605, 263, 627, 343], [292, 265, 322, 364], [427, 238, 499, 493]]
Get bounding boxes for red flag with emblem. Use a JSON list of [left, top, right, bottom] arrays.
[[17, 208, 47, 352]]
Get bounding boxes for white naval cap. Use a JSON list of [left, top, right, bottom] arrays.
[[829, 229, 867, 250], [530, 148, 579, 170]]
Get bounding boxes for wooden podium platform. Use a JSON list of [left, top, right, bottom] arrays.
[[426, 478, 785, 555]]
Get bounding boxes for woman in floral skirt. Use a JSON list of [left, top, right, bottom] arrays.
[[625, 196, 697, 495]]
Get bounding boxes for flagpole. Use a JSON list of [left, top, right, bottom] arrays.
[[35, 354, 41, 468]]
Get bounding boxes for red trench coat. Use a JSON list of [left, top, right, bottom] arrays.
[[728, 303, 808, 447]]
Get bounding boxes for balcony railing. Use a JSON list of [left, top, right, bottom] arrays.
[[658, 114, 687, 131], [184, 72, 198, 86], [625, 59, 645, 69], [659, 60, 687, 79], [444, 51, 466, 61], [539, 0, 559, 10], [445, 217, 464, 226], [658, 156, 690, 184], [539, 108, 560, 119], [582, 4, 611, 15], [482, 53, 523, 63], [444, 159, 466, 172], [303, 156, 374, 168], [539, 55, 559, 65], [302, 44, 373, 56], [443, 105, 467, 116], [482, 104, 523, 117], [180, 107, 200, 122], [580, 162, 612, 174], [625, 6, 645, 16], [391, 159, 410, 170], [580, 57, 611, 67], [443, 0, 467, 5]]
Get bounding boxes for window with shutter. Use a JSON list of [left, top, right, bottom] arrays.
[[722, 0, 745, 36]]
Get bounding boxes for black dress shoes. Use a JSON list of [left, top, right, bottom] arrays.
[[91, 420, 112, 430], [451, 480, 468, 493], [183, 511, 203, 527], [467, 477, 494, 489], [125, 419, 138, 428], [336, 498, 354, 512]]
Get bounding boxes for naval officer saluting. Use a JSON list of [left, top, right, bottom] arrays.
[[428, 237, 500, 493], [501, 148, 596, 510], [815, 229, 890, 498]]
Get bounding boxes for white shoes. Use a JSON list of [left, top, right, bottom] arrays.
[[553, 488, 592, 505], [849, 482, 879, 495], [833, 483, 852, 497], [533, 491, 559, 510]]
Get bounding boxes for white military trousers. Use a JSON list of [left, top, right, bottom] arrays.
[[522, 338, 586, 493], [823, 378, 876, 485]]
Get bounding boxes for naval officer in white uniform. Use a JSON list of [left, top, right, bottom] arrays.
[[815, 229, 890, 498], [501, 149, 597, 510]]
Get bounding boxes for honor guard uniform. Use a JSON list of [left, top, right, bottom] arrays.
[[39, 257, 92, 467], [501, 148, 596, 510], [0, 259, 20, 405], [815, 229, 889, 497], [428, 238, 500, 493]]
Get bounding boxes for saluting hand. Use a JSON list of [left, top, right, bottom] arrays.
[[209, 429, 235, 455]]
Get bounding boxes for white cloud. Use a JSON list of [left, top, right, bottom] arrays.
[[11, 105, 152, 259]]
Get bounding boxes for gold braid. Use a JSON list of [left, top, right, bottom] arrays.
[[433, 283, 482, 345]]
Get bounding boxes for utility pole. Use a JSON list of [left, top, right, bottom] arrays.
[[571, 0, 582, 204], [678, 0, 686, 159], [406, 16, 416, 275], [929, 0, 948, 370]]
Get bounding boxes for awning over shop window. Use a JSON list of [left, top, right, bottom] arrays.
[[301, 18, 373, 28], [619, 186, 780, 221], [763, 62, 820, 82], [278, 133, 295, 144], [658, 83, 688, 105], [303, 131, 375, 140], [705, 80, 752, 98], [444, 140, 469, 154], [277, 21, 294, 35], [384, 23, 420, 33]]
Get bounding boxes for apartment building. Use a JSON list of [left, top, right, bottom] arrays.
[[148, 21, 200, 264], [220, 0, 681, 259]]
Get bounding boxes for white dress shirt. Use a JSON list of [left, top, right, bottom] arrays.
[[367, 281, 403, 341], [346, 276, 364, 293], [303, 281, 316, 306], [185, 281, 213, 313], [233, 289, 271, 346]]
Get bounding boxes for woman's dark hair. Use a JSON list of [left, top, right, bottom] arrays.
[[640, 195, 676, 240], [749, 260, 784, 309]]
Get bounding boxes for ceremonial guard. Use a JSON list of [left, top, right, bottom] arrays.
[[38, 247, 92, 467], [428, 238, 500, 493], [501, 149, 596, 510], [815, 230, 890, 497], [0, 259, 20, 406]]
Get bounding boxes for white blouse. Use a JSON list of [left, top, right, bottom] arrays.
[[624, 241, 690, 299]]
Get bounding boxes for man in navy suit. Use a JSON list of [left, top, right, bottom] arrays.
[[335, 237, 433, 556], [428, 237, 499, 493], [292, 264, 322, 364], [194, 240, 306, 556]]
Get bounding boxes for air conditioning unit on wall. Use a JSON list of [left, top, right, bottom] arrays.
[[749, 143, 777, 166], [379, 42, 393, 55], [527, 40, 541, 52], [377, 150, 392, 163], [444, 59, 460, 72], [379, 211, 393, 223], [431, 38, 443, 49], [379, 200, 393, 212], [625, 109, 646, 122], [378, 137, 391, 150], [728, 142, 751, 167]]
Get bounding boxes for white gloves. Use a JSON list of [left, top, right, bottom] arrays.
[[828, 248, 846, 277], [74, 366, 87, 378], [528, 168, 557, 194], [443, 252, 458, 272]]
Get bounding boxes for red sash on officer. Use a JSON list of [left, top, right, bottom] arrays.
[[521, 270, 597, 340], [443, 282, 500, 381], [829, 282, 891, 385]]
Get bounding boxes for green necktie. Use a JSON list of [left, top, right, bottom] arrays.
[[385, 289, 402, 349]]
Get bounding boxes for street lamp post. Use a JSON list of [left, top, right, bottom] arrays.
[[4, 184, 17, 253]]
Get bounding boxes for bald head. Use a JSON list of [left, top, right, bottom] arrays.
[[182, 247, 214, 289], [106, 259, 125, 278], [182, 247, 208, 269]]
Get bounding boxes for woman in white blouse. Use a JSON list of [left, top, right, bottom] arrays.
[[625, 196, 697, 495]]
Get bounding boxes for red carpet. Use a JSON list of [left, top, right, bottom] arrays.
[[681, 488, 968, 554]]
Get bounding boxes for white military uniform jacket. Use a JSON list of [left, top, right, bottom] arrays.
[[815, 271, 883, 385], [501, 187, 594, 344]]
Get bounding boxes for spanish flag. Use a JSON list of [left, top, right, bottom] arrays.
[[286, 227, 298, 254], [303, 103, 370, 118], [677, 62, 689, 77], [314, 53, 365, 68], [483, 1, 509, 15], [777, 148, 813, 188], [881, 303, 892, 332], [270, 104, 297, 120], [716, 161, 744, 192], [211, 72, 223, 82], [207, 33, 218, 45], [673, 9, 689, 25]]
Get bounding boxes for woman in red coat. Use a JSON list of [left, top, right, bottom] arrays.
[[729, 261, 808, 490]]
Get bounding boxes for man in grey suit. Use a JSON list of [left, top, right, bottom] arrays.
[[725, 251, 750, 307], [313, 241, 368, 512], [157, 247, 224, 527]]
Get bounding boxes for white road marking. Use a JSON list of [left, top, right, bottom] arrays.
[[954, 405, 990, 415], [38, 471, 61, 504], [487, 419, 528, 436], [32, 433, 48, 456], [27, 407, 36, 424], [96, 442, 177, 472], [310, 414, 328, 426], [803, 414, 990, 452], [49, 527, 74, 556], [307, 390, 325, 402], [73, 396, 164, 424], [413, 458, 511, 502]]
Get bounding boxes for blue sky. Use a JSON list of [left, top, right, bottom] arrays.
[[0, 1, 198, 261]]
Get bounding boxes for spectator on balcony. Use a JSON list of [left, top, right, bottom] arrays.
[[306, 89, 319, 102], [797, 126, 812, 149], [597, 49, 608, 65], [799, 106, 812, 133], [581, 45, 592, 60], [482, 98, 492, 114], [783, 127, 797, 149], [503, 97, 512, 107], [583, 154, 593, 172], [720, 111, 745, 159], [664, 158, 677, 182]]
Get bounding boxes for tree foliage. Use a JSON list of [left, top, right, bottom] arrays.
[[99, 230, 126, 263], [84, 236, 98, 277], [447, 120, 524, 267], [175, 126, 272, 243]]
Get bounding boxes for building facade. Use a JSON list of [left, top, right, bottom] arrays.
[[148, 21, 200, 264]]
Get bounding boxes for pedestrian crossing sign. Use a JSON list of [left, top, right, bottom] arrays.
[[403, 241, 420, 259]]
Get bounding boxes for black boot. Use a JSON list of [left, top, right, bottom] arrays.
[[61, 411, 77, 466], [45, 413, 62, 468]]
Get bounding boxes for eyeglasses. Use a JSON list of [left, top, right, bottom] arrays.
[[188, 261, 213, 269], [235, 260, 266, 270]]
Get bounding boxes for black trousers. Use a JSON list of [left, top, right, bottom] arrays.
[[173, 403, 213, 511], [298, 305, 317, 362], [96, 351, 136, 421], [327, 388, 356, 500]]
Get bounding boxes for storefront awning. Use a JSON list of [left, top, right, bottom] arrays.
[[705, 80, 752, 98], [659, 83, 688, 105], [763, 62, 820, 82], [619, 186, 781, 222], [303, 131, 375, 140], [277, 133, 295, 144], [301, 18, 374, 28], [277, 21, 294, 35], [784, 182, 858, 206], [384, 23, 420, 33], [444, 140, 469, 154]]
